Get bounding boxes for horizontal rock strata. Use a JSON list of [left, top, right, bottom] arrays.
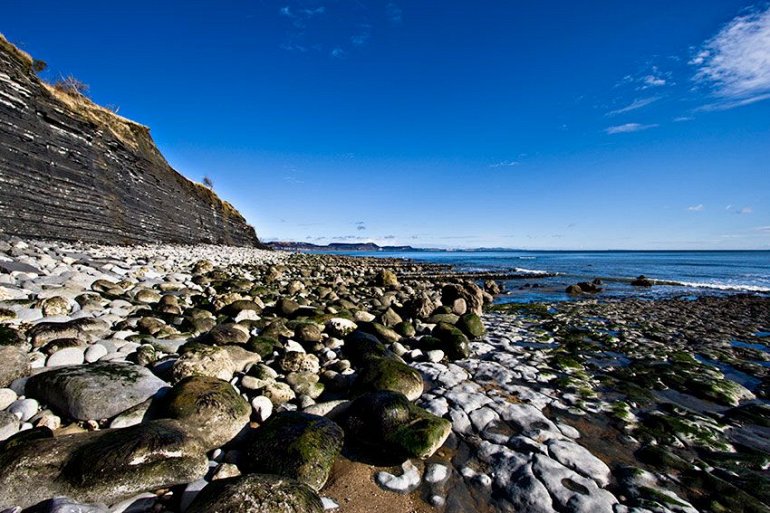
[[0, 35, 260, 246]]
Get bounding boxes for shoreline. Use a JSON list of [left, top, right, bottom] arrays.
[[0, 238, 768, 512]]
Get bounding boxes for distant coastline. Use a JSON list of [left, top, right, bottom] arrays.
[[266, 241, 770, 253]]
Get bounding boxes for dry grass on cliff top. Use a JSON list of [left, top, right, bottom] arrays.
[[0, 33, 33, 69]]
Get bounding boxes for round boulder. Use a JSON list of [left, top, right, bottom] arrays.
[[187, 474, 323, 513], [244, 411, 344, 491], [164, 376, 250, 450]]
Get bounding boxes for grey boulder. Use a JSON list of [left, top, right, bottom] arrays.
[[0, 419, 208, 510], [25, 362, 168, 420], [187, 474, 324, 513]]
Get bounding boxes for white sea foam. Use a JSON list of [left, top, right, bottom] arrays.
[[677, 281, 770, 293], [514, 267, 552, 276]]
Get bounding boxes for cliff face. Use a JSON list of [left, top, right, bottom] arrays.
[[0, 35, 261, 246]]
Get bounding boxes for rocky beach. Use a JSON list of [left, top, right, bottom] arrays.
[[0, 237, 767, 513]]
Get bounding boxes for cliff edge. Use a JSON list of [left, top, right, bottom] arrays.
[[0, 35, 262, 246]]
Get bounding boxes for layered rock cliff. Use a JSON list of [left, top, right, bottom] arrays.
[[0, 35, 261, 246]]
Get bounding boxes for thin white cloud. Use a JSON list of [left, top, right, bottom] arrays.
[[643, 75, 667, 87], [692, 5, 770, 107], [386, 2, 403, 25], [331, 47, 346, 59], [688, 204, 705, 212], [727, 205, 753, 215], [696, 92, 770, 111], [489, 160, 519, 168], [605, 123, 659, 134], [606, 96, 661, 116], [755, 225, 770, 233]]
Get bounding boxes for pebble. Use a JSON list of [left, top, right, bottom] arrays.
[[250, 395, 273, 422], [375, 461, 422, 494], [8, 398, 38, 421], [0, 388, 18, 410], [46, 347, 85, 367], [424, 463, 449, 484], [85, 344, 109, 363], [321, 497, 339, 510]]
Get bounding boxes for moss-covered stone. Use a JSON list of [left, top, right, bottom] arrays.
[[244, 412, 344, 491], [344, 330, 396, 365], [163, 376, 250, 450], [187, 473, 324, 513], [394, 321, 416, 338], [354, 356, 424, 401], [25, 362, 166, 421], [432, 322, 471, 360], [457, 313, 485, 339], [245, 336, 281, 358], [342, 391, 451, 460], [0, 419, 207, 510]]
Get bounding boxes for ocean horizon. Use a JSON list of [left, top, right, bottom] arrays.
[[320, 249, 770, 302]]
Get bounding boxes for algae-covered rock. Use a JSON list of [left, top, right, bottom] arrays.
[[342, 391, 451, 459], [0, 345, 29, 388], [201, 323, 250, 345], [244, 412, 344, 491], [432, 322, 471, 360], [244, 336, 281, 358], [0, 419, 207, 510], [457, 313, 485, 339], [187, 474, 324, 513], [354, 357, 423, 401], [344, 330, 400, 365], [25, 362, 167, 420], [171, 345, 237, 383], [375, 269, 399, 287], [164, 376, 250, 450]]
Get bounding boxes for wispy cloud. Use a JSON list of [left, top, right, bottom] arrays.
[[606, 96, 661, 116], [489, 160, 519, 168], [283, 175, 305, 184], [605, 122, 659, 134], [726, 205, 753, 215], [331, 47, 346, 59], [618, 65, 673, 90], [351, 24, 372, 47], [755, 225, 770, 233], [643, 74, 667, 88], [355, 221, 366, 231], [696, 92, 770, 112], [386, 2, 403, 25], [692, 5, 770, 108], [280, 5, 326, 28], [687, 204, 705, 212]]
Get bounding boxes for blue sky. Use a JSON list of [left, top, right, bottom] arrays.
[[4, 1, 770, 249]]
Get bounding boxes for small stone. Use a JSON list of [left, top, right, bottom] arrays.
[[47, 347, 86, 367], [424, 463, 449, 484], [375, 460, 421, 494], [40, 296, 72, 317], [211, 462, 241, 481], [263, 380, 295, 404], [0, 411, 19, 441], [321, 497, 339, 510], [8, 398, 39, 422], [0, 388, 18, 410], [251, 395, 274, 422], [84, 344, 109, 363]]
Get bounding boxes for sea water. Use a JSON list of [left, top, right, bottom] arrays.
[[328, 250, 770, 303]]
